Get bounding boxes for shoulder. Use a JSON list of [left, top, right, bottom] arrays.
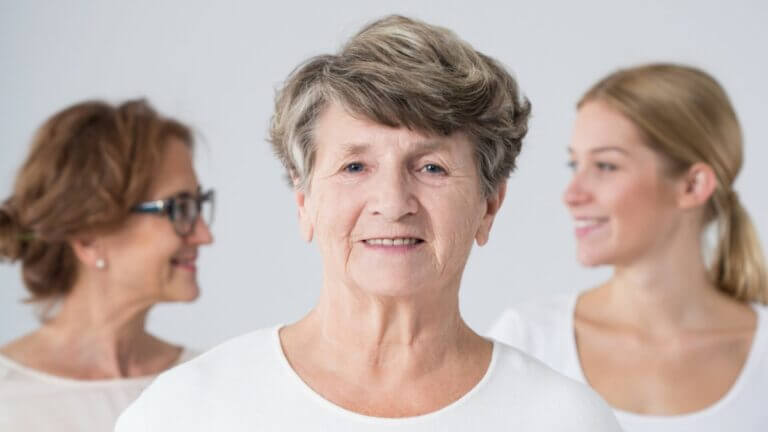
[[494, 293, 576, 322], [488, 343, 621, 430], [490, 342, 583, 394], [0, 353, 25, 393], [116, 326, 282, 430], [155, 326, 278, 388], [486, 293, 576, 349]]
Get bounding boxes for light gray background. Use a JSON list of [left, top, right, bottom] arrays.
[[1, 1, 766, 350]]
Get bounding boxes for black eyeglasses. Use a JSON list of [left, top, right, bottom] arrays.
[[132, 188, 215, 236]]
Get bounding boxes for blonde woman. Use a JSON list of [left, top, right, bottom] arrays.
[[490, 64, 767, 430]]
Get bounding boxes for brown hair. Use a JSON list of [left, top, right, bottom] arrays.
[[580, 63, 767, 303], [270, 15, 530, 196], [0, 99, 193, 301]]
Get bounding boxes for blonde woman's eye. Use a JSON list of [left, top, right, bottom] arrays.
[[566, 160, 577, 170], [596, 162, 618, 171]]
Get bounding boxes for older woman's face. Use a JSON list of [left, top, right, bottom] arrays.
[[296, 103, 503, 297]]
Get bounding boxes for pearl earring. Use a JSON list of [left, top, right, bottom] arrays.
[[95, 259, 106, 270]]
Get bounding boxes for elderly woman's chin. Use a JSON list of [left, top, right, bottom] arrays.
[[352, 275, 437, 298], [345, 262, 455, 299]]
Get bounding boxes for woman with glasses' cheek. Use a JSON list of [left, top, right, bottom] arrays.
[[0, 99, 213, 432]]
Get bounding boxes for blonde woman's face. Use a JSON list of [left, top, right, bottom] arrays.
[[296, 103, 502, 298], [563, 101, 682, 267]]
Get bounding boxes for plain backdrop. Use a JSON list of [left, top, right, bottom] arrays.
[[1, 0, 766, 350]]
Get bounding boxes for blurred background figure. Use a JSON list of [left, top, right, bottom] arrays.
[[490, 63, 767, 431], [0, 99, 214, 431], [115, 15, 620, 431]]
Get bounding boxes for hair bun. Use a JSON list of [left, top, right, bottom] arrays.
[[0, 200, 25, 261]]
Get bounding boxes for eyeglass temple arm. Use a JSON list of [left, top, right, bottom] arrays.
[[132, 200, 169, 213]]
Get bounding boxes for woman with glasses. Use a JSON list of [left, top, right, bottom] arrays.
[[0, 99, 214, 432]]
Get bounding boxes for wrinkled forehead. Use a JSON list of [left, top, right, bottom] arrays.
[[314, 104, 472, 164]]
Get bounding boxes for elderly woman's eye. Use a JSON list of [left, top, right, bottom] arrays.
[[343, 162, 365, 173], [420, 163, 447, 175]]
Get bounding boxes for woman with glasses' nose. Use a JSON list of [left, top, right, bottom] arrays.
[[0, 99, 214, 432]]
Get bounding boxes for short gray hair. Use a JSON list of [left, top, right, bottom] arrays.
[[269, 15, 531, 196]]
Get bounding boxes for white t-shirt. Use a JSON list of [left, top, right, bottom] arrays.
[[115, 325, 621, 431], [0, 348, 197, 432], [487, 293, 768, 431]]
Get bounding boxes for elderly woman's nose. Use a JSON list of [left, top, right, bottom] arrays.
[[369, 169, 418, 220]]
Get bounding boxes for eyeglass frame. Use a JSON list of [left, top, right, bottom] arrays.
[[131, 187, 215, 236]]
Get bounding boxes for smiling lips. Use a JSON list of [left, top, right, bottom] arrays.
[[363, 237, 424, 247], [573, 218, 608, 238], [171, 255, 197, 271]]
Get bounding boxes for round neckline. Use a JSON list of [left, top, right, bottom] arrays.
[[566, 292, 766, 421], [0, 348, 193, 387], [271, 325, 499, 424]]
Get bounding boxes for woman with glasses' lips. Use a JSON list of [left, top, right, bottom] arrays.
[[0, 99, 214, 432], [116, 15, 620, 432], [489, 64, 768, 431]]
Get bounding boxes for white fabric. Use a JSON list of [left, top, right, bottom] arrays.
[[0, 348, 197, 432], [487, 293, 768, 431], [115, 325, 621, 431]]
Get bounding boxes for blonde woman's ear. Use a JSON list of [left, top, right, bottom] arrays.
[[678, 162, 717, 209]]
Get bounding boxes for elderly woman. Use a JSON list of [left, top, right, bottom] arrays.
[[116, 16, 620, 431], [0, 99, 214, 432], [490, 64, 768, 430]]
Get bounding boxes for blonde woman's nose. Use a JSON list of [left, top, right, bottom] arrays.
[[563, 173, 591, 208]]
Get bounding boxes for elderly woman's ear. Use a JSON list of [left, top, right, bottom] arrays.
[[294, 189, 314, 243], [475, 181, 507, 246], [291, 175, 314, 243]]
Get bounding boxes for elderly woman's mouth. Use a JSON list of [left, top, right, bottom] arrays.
[[363, 238, 424, 246]]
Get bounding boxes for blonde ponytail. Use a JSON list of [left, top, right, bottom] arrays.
[[712, 191, 767, 303]]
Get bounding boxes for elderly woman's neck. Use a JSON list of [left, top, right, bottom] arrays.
[[288, 282, 483, 367]]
